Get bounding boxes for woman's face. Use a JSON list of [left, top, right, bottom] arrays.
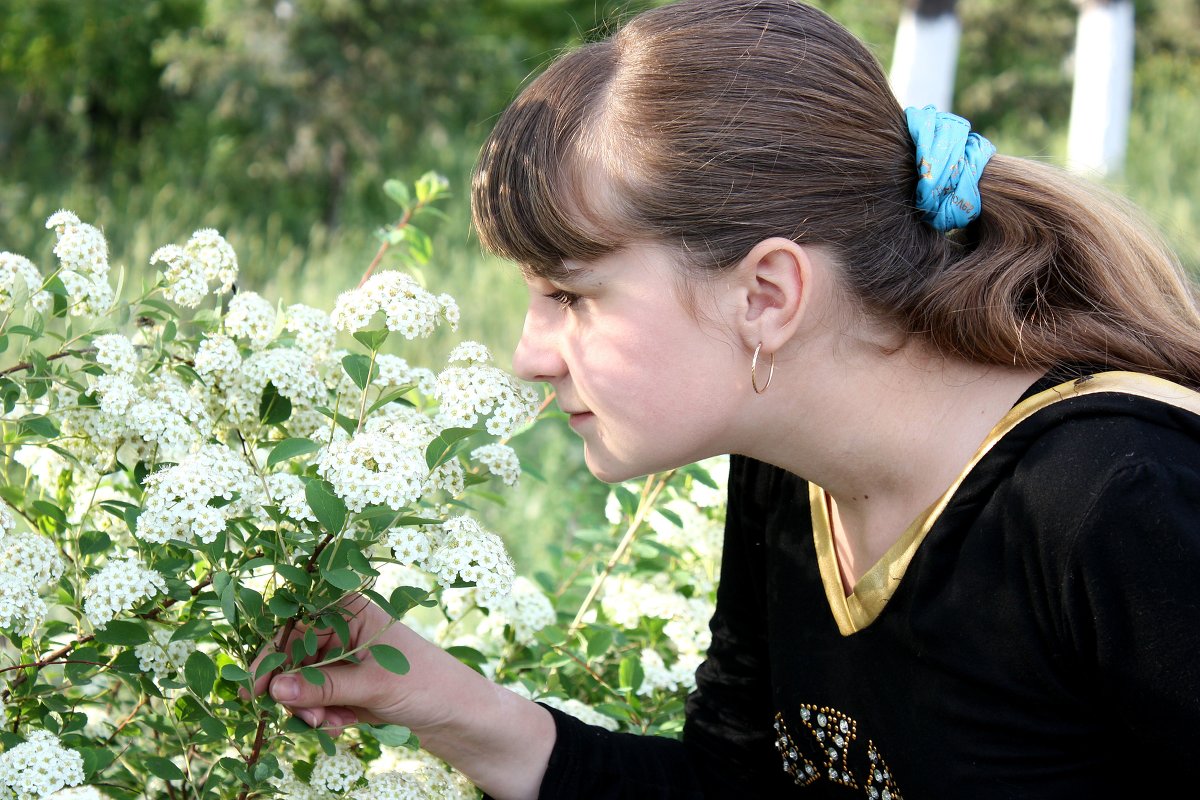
[[512, 243, 747, 483]]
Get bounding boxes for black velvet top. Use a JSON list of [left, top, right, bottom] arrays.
[[528, 369, 1200, 799]]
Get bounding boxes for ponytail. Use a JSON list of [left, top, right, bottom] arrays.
[[915, 156, 1200, 388]]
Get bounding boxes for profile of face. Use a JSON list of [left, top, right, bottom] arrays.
[[512, 243, 747, 483]]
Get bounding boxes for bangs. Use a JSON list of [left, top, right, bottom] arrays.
[[471, 41, 640, 281]]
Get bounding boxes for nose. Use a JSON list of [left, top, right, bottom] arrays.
[[512, 305, 567, 384]]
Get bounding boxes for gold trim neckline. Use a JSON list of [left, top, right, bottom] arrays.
[[811, 371, 1200, 636]]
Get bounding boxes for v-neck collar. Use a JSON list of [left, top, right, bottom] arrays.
[[809, 371, 1200, 636]]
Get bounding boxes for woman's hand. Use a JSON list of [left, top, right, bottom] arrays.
[[250, 594, 556, 800]]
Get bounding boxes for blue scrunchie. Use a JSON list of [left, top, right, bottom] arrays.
[[905, 105, 996, 232]]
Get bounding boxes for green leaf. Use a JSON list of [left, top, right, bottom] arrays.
[[586, 629, 614, 660], [268, 594, 300, 618], [304, 479, 347, 534], [366, 385, 415, 415], [144, 756, 185, 782], [77, 530, 111, 556], [359, 723, 412, 746], [95, 620, 149, 646], [341, 353, 374, 391], [619, 656, 645, 694], [389, 585, 434, 615], [255, 652, 288, 679], [162, 319, 177, 343], [0, 377, 20, 414], [65, 647, 101, 684], [266, 437, 320, 468], [321, 568, 360, 591], [425, 427, 479, 469], [352, 328, 390, 351], [80, 747, 116, 778], [185, 650, 217, 696], [259, 382, 293, 425], [274, 564, 311, 587], [170, 618, 213, 642], [314, 405, 358, 435], [18, 414, 59, 440], [369, 644, 410, 675], [302, 627, 318, 657], [405, 227, 433, 265], [300, 666, 325, 686], [382, 179, 410, 208], [221, 664, 251, 682]]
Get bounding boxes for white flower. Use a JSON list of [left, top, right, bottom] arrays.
[[186, 228, 238, 294], [151, 244, 207, 308], [425, 516, 514, 609], [46, 210, 108, 278], [0, 503, 15, 538], [135, 628, 198, 682], [0, 573, 48, 635], [284, 304, 336, 357], [470, 443, 520, 486], [385, 527, 433, 567], [330, 271, 455, 339], [126, 373, 210, 451], [262, 472, 317, 524], [273, 763, 331, 800], [92, 333, 138, 376], [47, 788, 103, 800], [506, 685, 619, 732], [447, 341, 491, 364], [316, 431, 427, 513], [687, 456, 730, 509], [224, 292, 276, 349], [310, 746, 365, 794], [636, 648, 698, 696], [435, 363, 538, 438], [138, 445, 257, 545], [194, 334, 242, 379], [488, 576, 555, 644], [2, 533, 64, 588], [83, 552, 166, 629], [0, 252, 51, 314], [0, 730, 85, 800]]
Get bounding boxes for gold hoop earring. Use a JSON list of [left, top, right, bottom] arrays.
[[751, 342, 775, 394]]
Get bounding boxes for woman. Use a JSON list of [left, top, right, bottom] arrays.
[[259, 1, 1200, 796]]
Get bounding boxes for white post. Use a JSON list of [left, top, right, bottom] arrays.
[[1067, 0, 1135, 176], [889, 2, 961, 112]]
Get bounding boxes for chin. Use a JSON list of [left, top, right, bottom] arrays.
[[583, 447, 689, 485]]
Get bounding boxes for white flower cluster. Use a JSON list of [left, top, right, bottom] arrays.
[[358, 747, 477, 800], [135, 628, 198, 682], [435, 352, 538, 438], [636, 648, 702, 697], [469, 443, 521, 486], [372, 355, 437, 395], [83, 552, 166, 629], [309, 746, 365, 794], [0, 533, 64, 635], [506, 684, 619, 732], [224, 347, 326, 424], [124, 372, 211, 452], [687, 456, 730, 509], [601, 574, 713, 658], [151, 228, 238, 308], [0, 730, 85, 800], [485, 576, 555, 644], [284, 304, 336, 357], [261, 472, 317, 524], [194, 333, 241, 380], [316, 431, 426, 513], [423, 516, 514, 609], [90, 333, 140, 416], [330, 271, 458, 339], [45, 211, 112, 316], [224, 291, 277, 349], [139, 445, 256, 545], [0, 252, 51, 314], [0, 503, 15, 537]]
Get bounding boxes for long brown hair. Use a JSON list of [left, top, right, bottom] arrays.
[[472, 0, 1200, 386]]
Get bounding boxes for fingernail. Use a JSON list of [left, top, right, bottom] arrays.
[[299, 709, 319, 728], [271, 675, 299, 701]]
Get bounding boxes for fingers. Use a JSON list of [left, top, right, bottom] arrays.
[[269, 661, 382, 712]]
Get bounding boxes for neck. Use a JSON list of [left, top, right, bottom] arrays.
[[738, 334, 1041, 588]]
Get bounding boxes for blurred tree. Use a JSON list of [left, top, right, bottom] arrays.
[[1067, 0, 1135, 175], [890, 0, 961, 111]]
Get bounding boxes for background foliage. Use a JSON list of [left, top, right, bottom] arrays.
[[1, 0, 1199, 571]]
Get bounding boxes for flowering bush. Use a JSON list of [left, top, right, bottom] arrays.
[[0, 174, 726, 799]]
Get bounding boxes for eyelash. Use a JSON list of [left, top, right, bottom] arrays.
[[545, 289, 580, 308]]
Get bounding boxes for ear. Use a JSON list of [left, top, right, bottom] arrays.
[[729, 237, 812, 354]]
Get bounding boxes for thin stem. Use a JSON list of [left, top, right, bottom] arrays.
[[567, 470, 676, 635]]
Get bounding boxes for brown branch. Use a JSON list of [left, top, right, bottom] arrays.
[[235, 711, 271, 800], [1, 348, 91, 376]]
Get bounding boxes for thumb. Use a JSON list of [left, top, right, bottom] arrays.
[[268, 662, 384, 711]]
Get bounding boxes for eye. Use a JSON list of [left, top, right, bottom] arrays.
[[545, 289, 580, 308]]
